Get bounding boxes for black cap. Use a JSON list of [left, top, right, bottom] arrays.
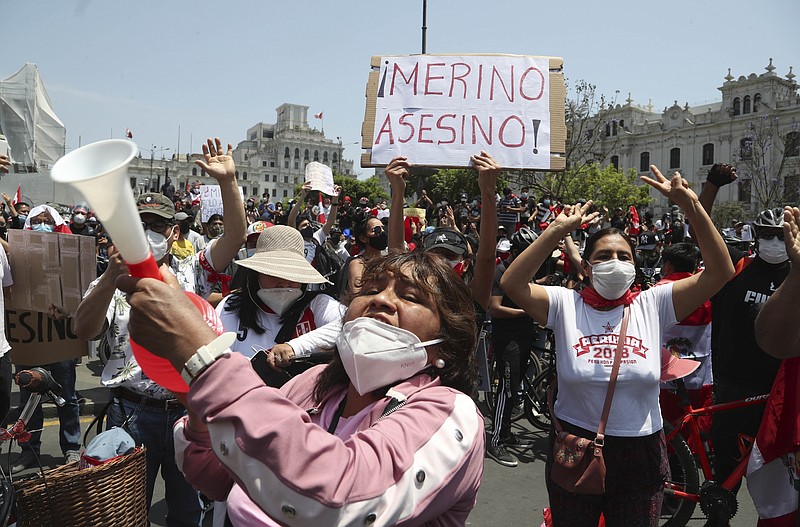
[[422, 228, 468, 255]]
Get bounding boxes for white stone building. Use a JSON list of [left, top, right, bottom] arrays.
[[125, 103, 355, 201], [586, 59, 799, 216]]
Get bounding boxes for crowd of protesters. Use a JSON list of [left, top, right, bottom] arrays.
[[0, 147, 797, 527]]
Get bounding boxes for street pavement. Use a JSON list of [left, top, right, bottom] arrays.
[[8, 358, 759, 526]]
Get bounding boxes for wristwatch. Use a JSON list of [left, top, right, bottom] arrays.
[[181, 332, 237, 386]]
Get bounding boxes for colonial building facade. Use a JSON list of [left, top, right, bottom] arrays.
[[591, 59, 799, 216], [126, 103, 354, 200]]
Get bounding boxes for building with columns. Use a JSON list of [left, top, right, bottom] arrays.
[[125, 103, 354, 201], [587, 59, 799, 216]]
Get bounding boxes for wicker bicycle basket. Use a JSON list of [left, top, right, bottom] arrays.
[[12, 446, 147, 527]]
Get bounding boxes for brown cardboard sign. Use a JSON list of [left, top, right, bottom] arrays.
[[5, 309, 87, 365], [6, 230, 96, 316], [361, 54, 566, 171]]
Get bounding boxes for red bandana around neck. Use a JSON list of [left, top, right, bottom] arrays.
[[579, 286, 636, 309]]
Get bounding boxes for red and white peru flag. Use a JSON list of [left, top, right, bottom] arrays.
[[746, 357, 799, 526], [314, 112, 323, 119], [11, 186, 21, 206], [126, 128, 133, 139]]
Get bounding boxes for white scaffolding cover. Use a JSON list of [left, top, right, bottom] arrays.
[[0, 63, 66, 170]]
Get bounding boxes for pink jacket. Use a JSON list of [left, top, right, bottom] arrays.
[[174, 353, 485, 526]]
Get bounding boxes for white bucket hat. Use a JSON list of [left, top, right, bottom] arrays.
[[237, 225, 330, 284]]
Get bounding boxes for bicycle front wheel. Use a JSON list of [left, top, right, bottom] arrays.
[[659, 423, 700, 527], [523, 367, 554, 431]]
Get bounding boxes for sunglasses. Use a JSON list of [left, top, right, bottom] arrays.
[[370, 226, 385, 235], [141, 220, 173, 234]]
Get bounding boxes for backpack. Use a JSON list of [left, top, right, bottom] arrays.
[[311, 238, 344, 295]]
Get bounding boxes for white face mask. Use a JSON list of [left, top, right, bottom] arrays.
[[588, 259, 636, 300], [336, 317, 444, 395], [146, 229, 169, 261], [758, 237, 788, 264], [72, 213, 86, 224], [256, 288, 302, 315]]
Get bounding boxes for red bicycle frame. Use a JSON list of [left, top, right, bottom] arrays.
[[664, 387, 769, 502]]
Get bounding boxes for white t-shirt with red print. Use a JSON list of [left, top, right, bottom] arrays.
[[545, 283, 677, 437]]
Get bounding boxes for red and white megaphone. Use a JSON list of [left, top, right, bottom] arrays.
[[51, 139, 221, 393]]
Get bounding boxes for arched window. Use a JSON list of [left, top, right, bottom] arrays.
[[294, 148, 300, 158], [670, 147, 681, 169], [610, 155, 619, 170], [733, 97, 741, 116], [323, 151, 329, 163], [192, 167, 197, 176], [284, 147, 290, 158], [743, 95, 751, 114], [605, 123, 611, 137], [611, 121, 618, 136], [332, 152, 338, 163], [639, 152, 650, 172], [702, 143, 715, 166], [754, 93, 762, 113], [314, 150, 320, 161], [242, 172, 248, 180], [303, 149, 309, 160], [785, 131, 800, 158]]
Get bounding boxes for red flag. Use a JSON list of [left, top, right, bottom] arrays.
[[629, 205, 640, 235], [317, 194, 326, 223], [11, 186, 20, 206], [126, 128, 133, 139], [314, 112, 323, 119]]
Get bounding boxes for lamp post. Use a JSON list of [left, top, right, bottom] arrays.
[[421, 0, 428, 54], [144, 145, 171, 193]]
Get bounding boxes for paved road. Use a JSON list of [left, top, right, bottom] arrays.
[[10, 359, 759, 526]]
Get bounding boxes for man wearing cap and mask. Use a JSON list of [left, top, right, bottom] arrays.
[[72, 138, 246, 527], [695, 164, 793, 513]]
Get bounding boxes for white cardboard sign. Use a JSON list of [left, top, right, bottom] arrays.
[[304, 162, 337, 196], [370, 55, 551, 169], [199, 185, 245, 222]]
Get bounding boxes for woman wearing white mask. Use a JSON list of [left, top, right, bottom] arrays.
[[500, 165, 734, 527], [118, 250, 484, 526], [217, 225, 344, 378]]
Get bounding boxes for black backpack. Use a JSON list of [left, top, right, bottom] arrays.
[[311, 238, 344, 295]]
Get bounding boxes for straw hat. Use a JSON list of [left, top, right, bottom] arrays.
[[236, 225, 330, 284]]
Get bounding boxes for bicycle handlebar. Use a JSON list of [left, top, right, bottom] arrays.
[[14, 368, 66, 407]]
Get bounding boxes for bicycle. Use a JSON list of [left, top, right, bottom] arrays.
[[659, 378, 770, 527], [0, 367, 66, 527]]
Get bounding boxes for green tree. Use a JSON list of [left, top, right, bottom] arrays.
[[422, 168, 509, 205], [333, 174, 389, 204], [710, 201, 751, 232], [538, 163, 651, 210]]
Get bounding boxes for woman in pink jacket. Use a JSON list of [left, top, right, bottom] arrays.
[[118, 250, 485, 526]]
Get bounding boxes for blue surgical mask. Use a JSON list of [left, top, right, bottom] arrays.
[[32, 223, 55, 233]]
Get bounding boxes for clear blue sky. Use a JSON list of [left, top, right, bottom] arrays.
[[4, 0, 797, 176]]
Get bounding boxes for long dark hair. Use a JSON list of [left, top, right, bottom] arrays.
[[312, 251, 478, 403], [224, 268, 309, 334], [582, 227, 636, 262]]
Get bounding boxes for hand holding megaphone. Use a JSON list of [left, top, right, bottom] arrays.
[[50, 139, 227, 394], [115, 267, 220, 375]]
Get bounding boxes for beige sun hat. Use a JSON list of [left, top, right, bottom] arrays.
[[237, 225, 330, 284]]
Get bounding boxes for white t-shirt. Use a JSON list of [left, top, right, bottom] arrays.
[[217, 293, 344, 359], [0, 248, 13, 356], [545, 283, 677, 437]]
